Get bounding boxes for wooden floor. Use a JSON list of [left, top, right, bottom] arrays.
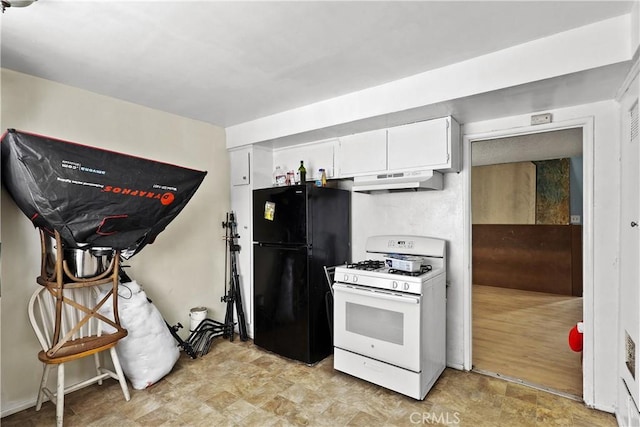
[[473, 285, 583, 398]]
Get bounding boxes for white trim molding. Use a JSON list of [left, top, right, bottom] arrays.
[[462, 116, 595, 403]]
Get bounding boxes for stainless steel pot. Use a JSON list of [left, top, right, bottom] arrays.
[[42, 233, 114, 278], [64, 247, 114, 278], [42, 235, 59, 277]]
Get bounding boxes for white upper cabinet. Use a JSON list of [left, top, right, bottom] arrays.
[[337, 129, 387, 176], [387, 116, 460, 172], [260, 117, 460, 183], [229, 148, 250, 186], [273, 139, 336, 181]]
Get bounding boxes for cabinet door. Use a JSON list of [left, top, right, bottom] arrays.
[[338, 129, 387, 177], [619, 71, 639, 406], [230, 148, 250, 186], [273, 139, 335, 181], [387, 117, 450, 171], [230, 179, 252, 327]]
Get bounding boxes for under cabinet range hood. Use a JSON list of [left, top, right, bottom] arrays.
[[352, 170, 443, 193]]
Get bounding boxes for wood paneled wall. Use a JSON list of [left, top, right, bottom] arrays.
[[471, 162, 536, 224], [472, 224, 582, 296]]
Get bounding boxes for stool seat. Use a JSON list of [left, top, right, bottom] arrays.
[[38, 330, 128, 363]]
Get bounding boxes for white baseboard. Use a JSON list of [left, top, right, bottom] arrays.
[[446, 362, 466, 371], [1, 398, 38, 419]]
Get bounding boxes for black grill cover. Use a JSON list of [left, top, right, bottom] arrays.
[[1, 129, 207, 257]]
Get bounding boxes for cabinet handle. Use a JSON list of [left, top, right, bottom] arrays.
[[632, 221, 638, 228]]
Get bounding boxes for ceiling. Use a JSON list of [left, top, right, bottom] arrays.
[[472, 128, 583, 166], [1, 1, 635, 128]]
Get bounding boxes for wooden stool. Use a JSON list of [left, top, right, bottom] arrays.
[[28, 229, 130, 427]]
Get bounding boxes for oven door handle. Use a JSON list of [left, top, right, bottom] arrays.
[[333, 283, 420, 304]]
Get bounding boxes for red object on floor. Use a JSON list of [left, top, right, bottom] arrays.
[[568, 322, 583, 352]]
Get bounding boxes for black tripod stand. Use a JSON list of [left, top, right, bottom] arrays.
[[221, 212, 248, 341]]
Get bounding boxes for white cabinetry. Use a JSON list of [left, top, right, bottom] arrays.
[[337, 129, 387, 176], [227, 145, 273, 337], [619, 69, 639, 416], [229, 148, 250, 186], [387, 116, 460, 173], [273, 139, 336, 181], [255, 117, 459, 184], [228, 147, 253, 333], [618, 379, 640, 427], [334, 116, 460, 179]]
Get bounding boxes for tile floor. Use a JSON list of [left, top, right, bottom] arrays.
[[3, 338, 617, 426]]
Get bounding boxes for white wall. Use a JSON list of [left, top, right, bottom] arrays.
[[463, 100, 621, 411], [226, 15, 631, 148], [351, 175, 466, 367], [350, 100, 621, 411], [231, 99, 622, 412], [0, 69, 230, 416]]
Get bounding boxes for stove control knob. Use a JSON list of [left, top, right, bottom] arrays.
[[353, 275, 359, 283], [403, 283, 410, 291], [343, 274, 349, 282], [392, 281, 399, 289]]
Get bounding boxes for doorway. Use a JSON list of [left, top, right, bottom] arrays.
[[469, 127, 586, 399]]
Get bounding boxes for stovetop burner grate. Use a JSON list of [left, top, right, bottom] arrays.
[[346, 260, 385, 271], [345, 260, 434, 276]]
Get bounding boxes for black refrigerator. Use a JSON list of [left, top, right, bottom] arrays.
[[253, 184, 350, 364]]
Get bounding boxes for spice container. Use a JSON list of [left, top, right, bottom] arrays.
[[286, 171, 294, 185]]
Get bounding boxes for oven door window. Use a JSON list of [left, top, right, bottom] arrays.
[[346, 302, 404, 345], [333, 283, 422, 372]]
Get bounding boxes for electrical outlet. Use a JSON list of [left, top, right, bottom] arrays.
[[570, 215, 581, 224], [531, 113, 552, 125]]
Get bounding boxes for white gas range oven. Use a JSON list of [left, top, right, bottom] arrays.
[[332, 235, 446, 400]]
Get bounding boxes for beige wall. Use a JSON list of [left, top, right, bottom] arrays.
[[471, 162, 537, 224], [0, 69, 230, 415]]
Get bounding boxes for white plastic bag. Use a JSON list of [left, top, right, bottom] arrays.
[[98, 280, 180, 389]]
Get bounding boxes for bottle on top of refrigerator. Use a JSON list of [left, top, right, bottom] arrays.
[[273, 166, 285, 186], [317, 168, 327, 187], [298, 161, 306, 183]]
